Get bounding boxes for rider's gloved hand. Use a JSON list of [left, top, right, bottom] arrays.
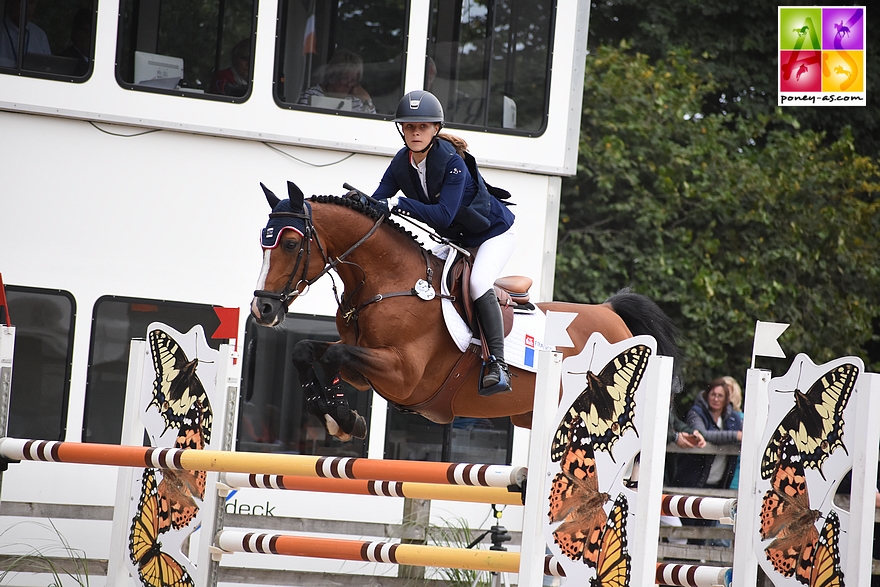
[[376, 195, 400, 215], [345, 189, 369, 207]]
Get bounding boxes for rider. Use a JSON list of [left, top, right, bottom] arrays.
[[370, 90, 516, 396]]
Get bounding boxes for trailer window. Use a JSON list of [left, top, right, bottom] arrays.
[[3, 286, 75, 441], [274, 0, 407, 117], [239, 314, 369, 458], [0, 0, 96, 80], [385, 410, 513, 465], [428, 0, 555, 135], [83, 296, 230, 444], [115, 0, 257, 99]]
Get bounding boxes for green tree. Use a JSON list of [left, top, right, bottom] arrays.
[[556, 45, 880, 401], [587, 0, 880, 158]]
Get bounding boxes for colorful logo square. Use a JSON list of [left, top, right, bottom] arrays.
[[780, 8, 823, 50], [822, 7, 864, 50], [778, 6, 867, 106], [780, 51, 822, 92], [822, 50, 864, 92]]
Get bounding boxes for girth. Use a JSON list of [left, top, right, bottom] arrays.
[[389, 344, 482, 424]]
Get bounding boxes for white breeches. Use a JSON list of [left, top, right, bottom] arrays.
[[469, 224, 516, 300]]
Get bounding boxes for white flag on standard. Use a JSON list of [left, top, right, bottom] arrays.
[[751, 320, 789, 367]]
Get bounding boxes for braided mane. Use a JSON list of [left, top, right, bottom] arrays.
[[308, 195, 426, 250]]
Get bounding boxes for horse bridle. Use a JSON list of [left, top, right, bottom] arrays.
[[253, 204, 386, 305]]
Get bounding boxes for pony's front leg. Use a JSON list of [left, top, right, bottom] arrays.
[[291, 340, 367, 442]]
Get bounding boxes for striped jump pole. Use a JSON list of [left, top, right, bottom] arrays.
[[656, 562, 732, 587], [215, 531, 729, 585], [215, 530, 564, 577], [0, 438, 525, 488], [222, 473, 524, 505], [660, 494, 736, 523]]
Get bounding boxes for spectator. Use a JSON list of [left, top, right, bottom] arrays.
[[661, 404, 705, 544], [298, 49, 376, 113], [723, 375, 744, 489], [1, 0, 51, 68], [209, 38, 251, 97], [674, 377, 743, 546], [60, 7, 91, 76], [676, 377, 743, 489]]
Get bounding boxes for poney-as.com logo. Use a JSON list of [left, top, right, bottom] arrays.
[[778, 6, 866, 106]]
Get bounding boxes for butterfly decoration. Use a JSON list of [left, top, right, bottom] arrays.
[[158, 401, 207, 532], [149, 329, 214, 444], [760, 434, 823, 584], [129, 468, 195, 587], [551, 344, 651, 462], [808, 511, 844, 587], [548, 425, 610, 565], [589, 493, 631, 587], [760, 363, 858, 480]]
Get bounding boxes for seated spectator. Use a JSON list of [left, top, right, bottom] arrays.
[[59, 7, 91, 76], [209, 38, 250, 97], [1, 0, 52, 68], [298, 49, 376, 113]]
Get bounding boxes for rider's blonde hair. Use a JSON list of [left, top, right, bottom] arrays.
[[437, 132, 468, 158]]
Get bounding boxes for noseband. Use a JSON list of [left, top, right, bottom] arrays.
[[253, 205, 386, 305]]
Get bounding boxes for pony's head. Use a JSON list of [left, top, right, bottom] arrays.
[[251, 181, 314, 326]]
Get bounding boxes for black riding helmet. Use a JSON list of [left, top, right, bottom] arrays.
[[393, 90, 444, 152]]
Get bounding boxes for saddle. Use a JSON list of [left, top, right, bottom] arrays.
[[390, 252, 535, 425], [446, 254, 533, 343]]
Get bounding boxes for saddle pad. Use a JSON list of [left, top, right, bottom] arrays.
[[438, 246, 554, 371], [503, 310, 556, 373], [439, 246, 476, 352]]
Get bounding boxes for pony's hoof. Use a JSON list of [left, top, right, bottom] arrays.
[[350, 413, 367, 440]]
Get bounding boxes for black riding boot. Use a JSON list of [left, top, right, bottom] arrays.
[[474, 289, 512, 396]]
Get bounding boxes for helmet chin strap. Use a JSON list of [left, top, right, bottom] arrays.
[[396, 123, 442, 154]]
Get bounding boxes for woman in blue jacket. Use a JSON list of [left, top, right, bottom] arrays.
[[371, 90, 516, 396], [676, 378, 743, 489]]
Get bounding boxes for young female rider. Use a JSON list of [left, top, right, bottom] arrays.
[[370, 90, 516, 396]]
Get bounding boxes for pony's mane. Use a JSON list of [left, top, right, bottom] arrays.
[[308, 195, 425, 250]]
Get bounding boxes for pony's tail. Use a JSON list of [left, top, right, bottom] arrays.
[[604, 287, 684, 394]]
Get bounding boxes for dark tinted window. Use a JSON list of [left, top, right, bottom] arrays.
[[275, 0, 407, 116], [239, 314, 369, 458], [428, 0, 555, 134], [0, 1, 96, 80], [4, 286, 75, 440], [385, 409, 513, 464], [83, 297, 228, 444], [116, 0, 257, 99]]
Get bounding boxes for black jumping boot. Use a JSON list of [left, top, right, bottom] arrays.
[[474, 290, 512, 396]]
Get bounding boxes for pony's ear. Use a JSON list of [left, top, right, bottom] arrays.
[[287, 181, 305, 211], [260, 182, 281, 208]]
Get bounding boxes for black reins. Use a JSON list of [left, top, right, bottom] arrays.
[[254, 201, 454, 335]]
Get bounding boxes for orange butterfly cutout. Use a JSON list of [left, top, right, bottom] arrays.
[[129, 468, 194, 587], [158, 401, 207, 532], [548, 425, 609, 566], [760, 434, 822, 584], [589, 493, 631, 587], [809, 511, 844, 587]]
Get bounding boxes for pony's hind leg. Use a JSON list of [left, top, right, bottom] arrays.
[[291, 340, 367, 441]]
